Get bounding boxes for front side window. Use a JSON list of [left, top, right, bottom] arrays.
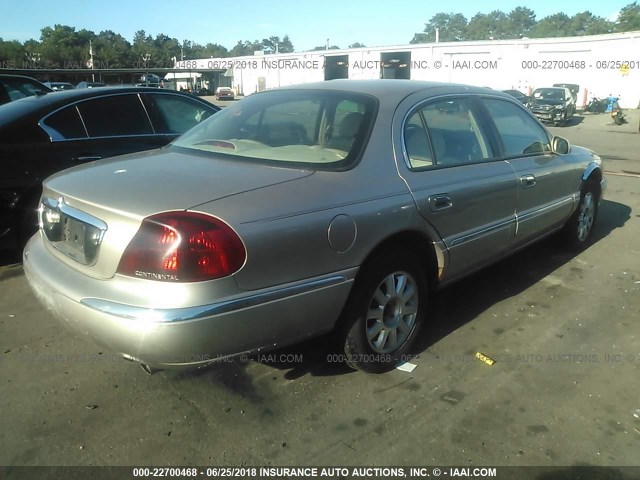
[[407, 98, 491, 167], [482, 98, 551, 157], [76, 94, 153, 137], [172, 90, 377, 170]]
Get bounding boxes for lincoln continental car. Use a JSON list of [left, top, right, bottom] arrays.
[[23, 80, 606, 373]]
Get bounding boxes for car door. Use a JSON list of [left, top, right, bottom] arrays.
[[479, 97, 577, 248], [396, 95, 518, 282]]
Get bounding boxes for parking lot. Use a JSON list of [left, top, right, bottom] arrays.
[[1, 109, 639, 474]]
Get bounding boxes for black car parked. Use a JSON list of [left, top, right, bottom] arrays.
[[529, 87, 576, 126], [502, 89, 530, 108], [0, 74, 52, 106], [0, 87, 219, 253]]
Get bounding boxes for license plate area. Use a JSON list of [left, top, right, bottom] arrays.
[[39, 197, 107, 265]]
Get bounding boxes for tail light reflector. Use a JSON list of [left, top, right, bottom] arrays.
[[117, 212, 245, 282]]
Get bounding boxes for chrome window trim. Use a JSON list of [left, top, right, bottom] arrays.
[[38, 105, 88, 142], [81, 275, 348, 323], [136, 93, 157, 134], [38, 92, 161, 142]]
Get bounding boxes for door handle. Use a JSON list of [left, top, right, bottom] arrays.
[[429, 194, 453, 212], [520, 174, 536, 188]]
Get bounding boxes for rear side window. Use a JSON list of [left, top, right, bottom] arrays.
[[42, 106, 87, 140], [407, 98, 491, 167], [76, 94, 153, 137], [404, 111, 433, 169], [145, 94, 214, 134], [482, 98, 551, 156]]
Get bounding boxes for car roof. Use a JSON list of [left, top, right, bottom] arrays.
[[0, 74, 47, 82], [0, 87, 217, 128], [272, 79, 502, 104], [284, 79, 493, 94]]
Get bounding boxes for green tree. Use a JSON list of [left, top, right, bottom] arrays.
[[507, 7, 536, 37], [153, 33, 180, 67], [94, 30, 133, 68], [616, 1, 640, 31], [348, 42, 366, 48], [411, 13, 468, 43], [229, 40, 263, 57], [280, 35, 294, 53], [0, 38, 27, 66], [570, 12, 613, 35], [39, 24, 95, 67], [466, 11, 509, 40], [131, 30, 156, 67], [531, 13, 572, 37]]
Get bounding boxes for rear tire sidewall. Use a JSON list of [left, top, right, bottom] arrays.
[[337, 250, 428, 373]]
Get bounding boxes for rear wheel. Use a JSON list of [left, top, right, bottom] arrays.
[[335, 249, 428, 373], [563, 180, 599, 250]]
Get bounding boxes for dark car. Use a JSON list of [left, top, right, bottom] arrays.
[[0, 87, 220, 253], [502, 89, 530, 107], [76, 81, 107, 89], [529, 87, 576, 126], [44, 82, 75, 92], [553, 83, 579, 103], [0, 74, 52, 105], [215, 87, 235, 100]]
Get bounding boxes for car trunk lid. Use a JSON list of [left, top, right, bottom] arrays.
[[40, 148, 313, 279]]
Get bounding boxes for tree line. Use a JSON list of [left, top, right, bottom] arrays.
[[1, 3, 639, 69], [411, 3, 640, 43]]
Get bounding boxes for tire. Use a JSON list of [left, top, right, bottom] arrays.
[[615, 115, 624, 125], [335, 249, 428, 373], [563, 180, 599, 250]]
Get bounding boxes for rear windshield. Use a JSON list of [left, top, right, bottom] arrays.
[[172, 90, 377, 170]]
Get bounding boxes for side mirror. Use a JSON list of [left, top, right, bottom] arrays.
[[552, 136, 570, 155]]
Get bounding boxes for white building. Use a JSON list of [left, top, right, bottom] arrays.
[[175, 31, 640, 108]]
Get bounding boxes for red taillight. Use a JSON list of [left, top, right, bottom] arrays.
[[117, 212, 246, 282]]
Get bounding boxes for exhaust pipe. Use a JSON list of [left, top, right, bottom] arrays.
[[140, 363, 160, 375], [121, 353, 160, 375]]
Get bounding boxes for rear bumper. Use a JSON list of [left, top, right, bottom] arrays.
[[23, 233, 355, 369]]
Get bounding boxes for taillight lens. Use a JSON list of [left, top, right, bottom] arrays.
[[117, 212, 245, 282]]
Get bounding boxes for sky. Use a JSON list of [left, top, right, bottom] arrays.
[[0, 0, 631, 52]]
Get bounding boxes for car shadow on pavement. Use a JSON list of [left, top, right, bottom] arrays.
[[564, 115, 585, 127]]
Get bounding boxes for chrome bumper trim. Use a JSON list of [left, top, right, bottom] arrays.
[[81, 275, 347, 323]]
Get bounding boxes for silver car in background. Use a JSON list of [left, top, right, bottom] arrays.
[[24, 80, 606, 374]]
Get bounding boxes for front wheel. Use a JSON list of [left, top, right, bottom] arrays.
[[335, 250, 428, 373], [562, 180, 599, 250]]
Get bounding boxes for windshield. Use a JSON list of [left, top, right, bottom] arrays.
[[173, 90, 377, 170], [532, 88, 565, 102]]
